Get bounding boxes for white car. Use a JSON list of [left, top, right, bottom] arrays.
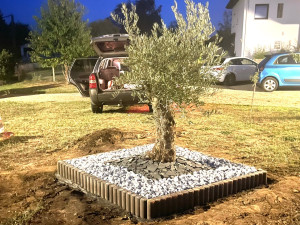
[[212, 57, 258, 85]]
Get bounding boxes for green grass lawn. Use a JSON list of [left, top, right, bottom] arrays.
[[0, 100, 299, 176], [0, 80, 299, 225], [0, 68, 299, 176]]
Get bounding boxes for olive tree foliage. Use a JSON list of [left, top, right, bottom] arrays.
[[28, 0, 92, 82], [112, 0, 225, 162]]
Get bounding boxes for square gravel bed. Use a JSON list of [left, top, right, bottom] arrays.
[[56, 144, 267, 219]]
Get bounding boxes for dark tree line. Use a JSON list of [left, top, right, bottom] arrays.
[[89, 2, 234, 56], [0, 10, 29, 60], [1, 2, 234, 60], [1, 0, 235, 83], [0, 10, 30, 81], [217, 10, 235, 56], [111, 0, 162, 35], [89, 0, 162, 37]]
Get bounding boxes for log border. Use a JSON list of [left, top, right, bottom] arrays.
[[56, 161, 267, 219]]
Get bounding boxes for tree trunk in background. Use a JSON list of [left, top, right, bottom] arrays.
[[146, 98, 176, 162], [52, 66, 56, 82], [63, 63, 70, 84]]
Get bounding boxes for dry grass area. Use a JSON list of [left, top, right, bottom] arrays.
[[0, 71, 77, 99], [0, 85, 299, 224]]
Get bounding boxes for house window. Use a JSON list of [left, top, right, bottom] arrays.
[[277, 3, 284, 18], [274, 41, 281, 50], [255, 4, 269, 19]]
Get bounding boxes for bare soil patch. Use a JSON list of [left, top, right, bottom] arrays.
[[1, 128, 299, 225], [71, 128, 140, 154]]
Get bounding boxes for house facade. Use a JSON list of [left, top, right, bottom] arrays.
[[226, 0, 300, 57]]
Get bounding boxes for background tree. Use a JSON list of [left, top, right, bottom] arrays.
[[14, 23, 30, 57], [0, 49, 14, 82], [0, 11, 11, 53], [89, 18, 120, 37], [111, 0, 162, 35], [217, 10, 235, 56], [28, 0, 93, 82], [0, 10, 30, 82], [168, 20, 178, 30], [112, 0, 225, 162]]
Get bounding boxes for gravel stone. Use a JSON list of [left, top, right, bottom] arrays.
[[65, 144, 257, 199], [108, 154, 212, 180]]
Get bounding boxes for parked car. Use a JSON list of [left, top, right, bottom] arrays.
[[258, 52, 300, 92], [212, 57, 258, 85], [69, 34, 148, 113]]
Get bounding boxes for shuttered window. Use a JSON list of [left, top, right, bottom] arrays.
[[277, 3, 284, 18], [255, 4, 269, 19]]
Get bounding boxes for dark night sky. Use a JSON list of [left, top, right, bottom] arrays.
[[0, 0, 228, 29]]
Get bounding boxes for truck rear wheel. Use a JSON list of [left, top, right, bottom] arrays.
[[91, 104, 103, 113]]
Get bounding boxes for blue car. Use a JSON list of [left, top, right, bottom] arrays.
[[258, 53, 300, 92]]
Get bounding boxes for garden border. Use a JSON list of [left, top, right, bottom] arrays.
[[56, 160, 267, 219]]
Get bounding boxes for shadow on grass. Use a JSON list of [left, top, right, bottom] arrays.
[[0, 84, 61, 99], [0, 135, 43, 147], [255, 116, 300, 120]]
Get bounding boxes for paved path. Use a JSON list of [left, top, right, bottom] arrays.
[[205, 84, 300, 108], [1, 85, 299, 108], [0, 93, 89, 103]]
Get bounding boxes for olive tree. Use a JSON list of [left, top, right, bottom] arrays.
[[112, 0, 224, 162]]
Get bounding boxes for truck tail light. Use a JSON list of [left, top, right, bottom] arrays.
[[89, 73, 97, 89]]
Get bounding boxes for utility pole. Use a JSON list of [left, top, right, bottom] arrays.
[[2, 14, 16, 51]]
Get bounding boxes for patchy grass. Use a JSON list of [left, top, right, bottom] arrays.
[[0, 96, 299, 224], [1, 68, 299, 224], [2, 204, 44, 225], [176, 104, 300, 175], [0, 69, 77, 98], [0, 101, 299, 176]]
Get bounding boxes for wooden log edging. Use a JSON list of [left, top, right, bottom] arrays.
[[56, 161, 267, 219]]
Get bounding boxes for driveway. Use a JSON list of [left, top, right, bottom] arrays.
[[0, 93, 89, 103], [206, 83, 300, 108], [0, 86, 299, 108]]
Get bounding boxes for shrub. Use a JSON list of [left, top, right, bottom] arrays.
[[253, 47, 267, 59], [0, 49, 14, 82]]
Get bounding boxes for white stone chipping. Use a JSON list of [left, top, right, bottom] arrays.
[[65, 144, 257, 199]]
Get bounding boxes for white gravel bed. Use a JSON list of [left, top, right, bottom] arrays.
[[65, 144, 257, 199]]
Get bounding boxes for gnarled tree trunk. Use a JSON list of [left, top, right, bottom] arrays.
[[146, 98, 176, 162]]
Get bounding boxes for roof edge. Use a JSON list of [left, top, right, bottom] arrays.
[[226, 0, 239, 9]]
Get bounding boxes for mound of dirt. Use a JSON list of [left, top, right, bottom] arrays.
[[71, 128, 147, 154]]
